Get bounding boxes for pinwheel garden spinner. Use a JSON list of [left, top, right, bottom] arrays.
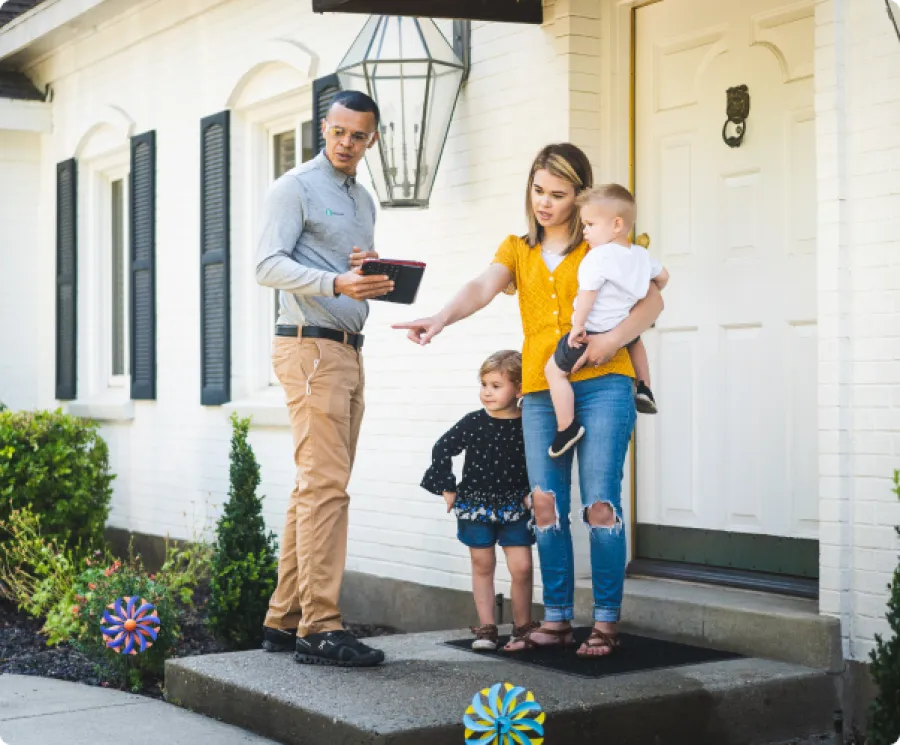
[[100, 597, 160, 654], [464, 682, 545, 745]]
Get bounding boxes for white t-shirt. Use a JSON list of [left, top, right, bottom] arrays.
[[574, 242, 663, 333], [542, 249, 565, 272]]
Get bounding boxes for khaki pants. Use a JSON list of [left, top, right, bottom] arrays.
[[264, 336, 365, 638]]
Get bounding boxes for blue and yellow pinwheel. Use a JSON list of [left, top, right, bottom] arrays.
[[464, 682, 545, 745], [100, 596, 160, 655]]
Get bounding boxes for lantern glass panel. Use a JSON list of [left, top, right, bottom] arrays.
[[417, 18, 462, 65], [371, 67, 427, 202], [419, 64, 463, 199], [341, 15, 380, 70]]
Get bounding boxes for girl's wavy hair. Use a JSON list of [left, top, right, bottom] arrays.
[[524, 143, 594, 255], [479, 350, 523, 389]]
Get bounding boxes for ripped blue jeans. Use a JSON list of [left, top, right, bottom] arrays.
[[522, 374, 636, 624]]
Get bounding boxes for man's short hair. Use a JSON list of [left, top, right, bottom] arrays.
[[329, 91, 381, 128], [576, 183, 636, 230]]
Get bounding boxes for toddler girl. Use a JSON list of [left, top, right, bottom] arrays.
[[421, 350, 536, 651]]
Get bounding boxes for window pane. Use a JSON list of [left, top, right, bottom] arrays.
[[302, 120, 315, 162], [273, 130, 297, 178], [111, 179, 126, 377]]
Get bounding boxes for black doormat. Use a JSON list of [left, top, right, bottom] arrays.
[[445, 628, 742, 679]]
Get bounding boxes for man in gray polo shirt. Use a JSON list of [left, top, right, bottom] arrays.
[[256, 91, 393, 668]]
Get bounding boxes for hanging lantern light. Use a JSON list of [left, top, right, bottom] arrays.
[[336, 16, 466, 208]]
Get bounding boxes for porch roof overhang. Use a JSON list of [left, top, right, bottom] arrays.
[[0, 69, 49, 131], [0, 97, 51, 132], [311, 0, 544, 24], [0, 0, 134, 67]]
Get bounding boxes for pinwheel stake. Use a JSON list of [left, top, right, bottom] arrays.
[[464, 682, 545, 745], [100, 596, 160, 655]]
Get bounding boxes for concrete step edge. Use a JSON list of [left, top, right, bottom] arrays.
[[165, 639, 839, 745]]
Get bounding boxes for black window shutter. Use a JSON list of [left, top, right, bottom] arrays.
[[200, 111, 231, 406], [55, 159, 78, 401], [129, 131, 157, 400], [313, 74, 341, 155]]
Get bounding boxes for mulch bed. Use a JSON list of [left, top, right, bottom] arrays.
[[0, 595, 398, 699]]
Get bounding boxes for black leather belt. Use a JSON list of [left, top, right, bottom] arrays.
[[275, 325, 364, 350]]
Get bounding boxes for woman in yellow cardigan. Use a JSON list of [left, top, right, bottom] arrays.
[[396, 144, 663, 657]]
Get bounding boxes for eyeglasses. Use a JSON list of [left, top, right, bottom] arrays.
[[324, 123, 377, 146]]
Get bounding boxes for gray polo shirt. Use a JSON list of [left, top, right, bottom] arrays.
[[255, 152, 377, 334]]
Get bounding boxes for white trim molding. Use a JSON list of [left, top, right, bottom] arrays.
[[0, 98, 51, 132], [222, 39, 319, 110], [0, 0, 109, 62], [67, 397, 134, 422], [72, 104, 136, 159]]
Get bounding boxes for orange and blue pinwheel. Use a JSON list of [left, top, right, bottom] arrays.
[[464, 682, 545, 745], [100, 596, 160, 655]]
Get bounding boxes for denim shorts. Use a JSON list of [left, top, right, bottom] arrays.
[[554, 331, 642, 373], [457, 518, 535, 548]]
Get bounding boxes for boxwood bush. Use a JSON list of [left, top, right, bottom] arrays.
[[0, 408, 114, 555]]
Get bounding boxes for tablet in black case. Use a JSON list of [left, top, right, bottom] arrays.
[[361, 259, 426, 304]]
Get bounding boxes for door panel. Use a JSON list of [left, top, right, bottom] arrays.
[[634, 0, 817, 566]]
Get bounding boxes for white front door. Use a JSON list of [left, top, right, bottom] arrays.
[[633, 0, 818, 571]]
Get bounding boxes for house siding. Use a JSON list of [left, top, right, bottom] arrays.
[[0, 130, 45, 411], [815, 0, 900, 661]]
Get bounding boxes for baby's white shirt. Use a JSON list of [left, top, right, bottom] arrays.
[[574, 242, 663, 333]]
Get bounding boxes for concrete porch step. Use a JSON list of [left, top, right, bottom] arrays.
[[339, 571, 842, 673], [165, 629, 838, 745], [578, 577, 842, 671]]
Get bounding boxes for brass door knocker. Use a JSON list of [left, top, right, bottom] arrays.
[[722, 85, 750, 148]]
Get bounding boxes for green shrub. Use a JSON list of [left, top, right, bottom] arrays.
[[208, 414, 278, 650], [0, 409, 114, 554], [74, 556, 180, 692], [0, 505, 82, 634], [157, 537, 214, 609], [868, 470, 900, 745]]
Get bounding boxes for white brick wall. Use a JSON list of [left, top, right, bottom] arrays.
[[1, 0, 604, 603], [815, 0, 900, 661], [0, 130, 44, 411]]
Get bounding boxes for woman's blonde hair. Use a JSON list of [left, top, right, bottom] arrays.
[[479, 350, 523, 388], [524, 143, 594, 255]]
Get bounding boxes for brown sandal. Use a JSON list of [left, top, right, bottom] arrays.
[[510, 621, 540, 641], [470, 624, 499, 651], [502, 624, 575, 653], [576, 627, 621, 658]]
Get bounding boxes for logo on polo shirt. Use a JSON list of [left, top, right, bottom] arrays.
[[325, 208, 346, 217]]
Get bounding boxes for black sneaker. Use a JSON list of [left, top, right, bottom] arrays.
[[262, 625, 296, 653], [548, 419, 585, 458], [635, 381, 658, 414], [294, 629, 385, 667]]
